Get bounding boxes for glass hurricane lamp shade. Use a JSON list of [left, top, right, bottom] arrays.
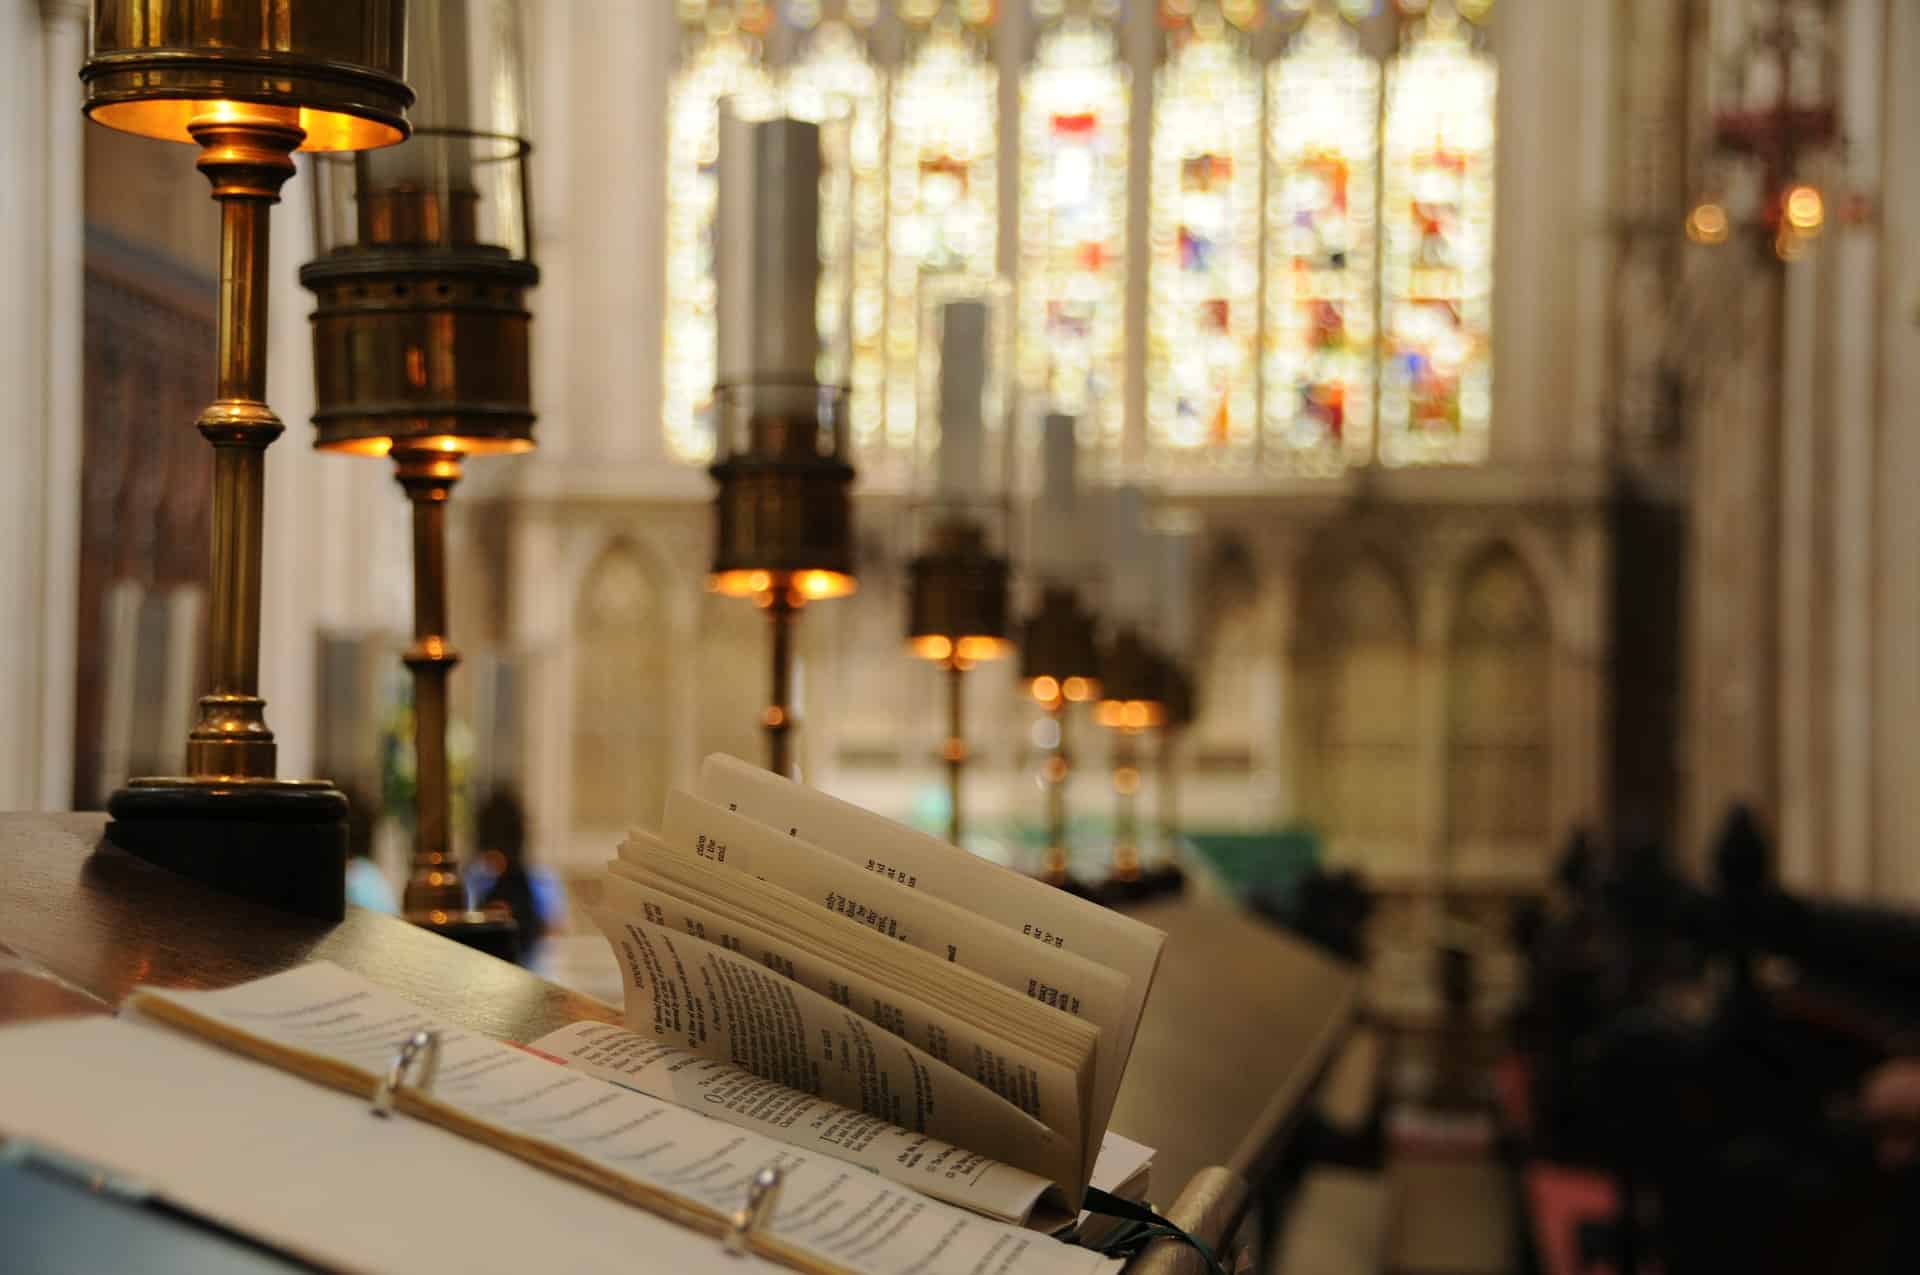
[[1020, 586, 1102, 704], [82, 0, 412, 150], [303, 0, 536, 458], [1096, 627, 1168, 730], [906, 282, 1014, 663], [708, 109, 858, 603]]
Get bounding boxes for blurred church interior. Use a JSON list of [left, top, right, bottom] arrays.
[[4, 0, 1920, 1271]]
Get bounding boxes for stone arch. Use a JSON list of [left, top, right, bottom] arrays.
[[1291, 541, 1421, 862], [570, 538, 673, 837], [1445, 541, 1554, 873]]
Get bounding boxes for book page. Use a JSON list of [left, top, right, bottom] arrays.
[[594, 910, 1084, 1194], [527, 1019, 1055, 1224], [597, 869, 1092, 1152], [655, 790, 1135, 1164], [121, 964, 1120, 1275], [694, 753, 1167, 1145]]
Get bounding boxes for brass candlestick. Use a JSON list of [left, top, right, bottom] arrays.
[[1096, 625, 1168, 902], [907, 520, 1012, 847], [86, 0, 410, 921], [1020, 586, 1102, 889], [305, 0, 539, 956], [708, 112, 859, 777], [1143, 655, 1193, 899]]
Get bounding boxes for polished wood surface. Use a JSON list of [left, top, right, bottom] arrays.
[[1108, 888, 1361, 1200], [0, 814, 618, 1041]]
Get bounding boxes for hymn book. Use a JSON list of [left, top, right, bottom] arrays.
[[591, 754, 1168, 1213]]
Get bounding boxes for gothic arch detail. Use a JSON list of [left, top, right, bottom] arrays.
[[570, 539, 672, 835], [1445, 542, 1552, 872], [1293, 545, 1420, 860]]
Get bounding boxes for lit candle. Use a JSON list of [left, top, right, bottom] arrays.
[[1030, 411, 1079, 577], [717, 109, 822, 386], [1153, 525, 1196, 660], [936, 299, 988, 498], [1107, 485, 1153, 627]]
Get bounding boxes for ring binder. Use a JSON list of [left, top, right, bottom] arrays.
[[370, 1029, 441, 1119], [723, 1165, 783, 1256]]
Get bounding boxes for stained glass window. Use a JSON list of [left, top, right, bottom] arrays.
[[1146, 6, 1263, 470], [1020, 14, 1129, 458], [1380, 8, 1495, 466], [1264, 10, 1380, 474], [662, 9, 774, 464], [785, 16, 887, 456], [886, 11, 999, 474]]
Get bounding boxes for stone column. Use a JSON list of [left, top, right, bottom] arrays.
[[0, 0, 85, 810]]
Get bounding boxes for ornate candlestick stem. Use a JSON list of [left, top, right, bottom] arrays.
[[185, 107, 303, 779], [943, 656, 968, 846], [1040, 689, 1071, 885], [1112, 730, 1142, 884], [395, 451, 464, 920], [764, 588, 800, 778]]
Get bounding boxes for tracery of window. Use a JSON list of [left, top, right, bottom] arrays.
[[1145, 4, 1263, 473], [885, 9, 999, 477], [1380, 6, 1495, 467], [1263, 9, 1379, 475], [785, 14, 886, 457], [663, 7, 775, 464], [1020, 10, 1129, 459]]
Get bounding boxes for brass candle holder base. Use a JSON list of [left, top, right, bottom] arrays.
[[408, 907, 521, 963], [105, 778, 349, 921]]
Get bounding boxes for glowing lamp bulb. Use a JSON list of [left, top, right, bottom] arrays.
[[1783, 184, 1825, 236]]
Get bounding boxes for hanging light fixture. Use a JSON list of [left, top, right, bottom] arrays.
[[86, 0, 411, 921], [905, 279, 1014, 849], [302, 0, 536, 958], [1685, 0, 1849, 262], [709, 103, 859, 778]]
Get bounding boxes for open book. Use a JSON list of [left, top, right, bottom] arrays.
[[0, 963, 1124, 1275], [591, 754, 1169, 1216]]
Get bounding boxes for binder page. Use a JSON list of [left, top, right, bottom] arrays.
[[694, 753, 1167, 1137], [0, 1015, 788, 1275], [124, 964, 1120, 1275], [527, 1018, 1056, 1224], [654, 790, 1134, 1160], [594, 910, 1084, 1194], [596, 869, 1092, 1153]]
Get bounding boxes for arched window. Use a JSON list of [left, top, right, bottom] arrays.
[[1446, 546, 1551, 870], [1381, 7, 1496, 466], [1147, 7, 1263, 470], [572, 542, 671, 833], [1264, 9, 1379, 473], [1019, 11, 1129, 458], [1294, 551, 1420, 862]]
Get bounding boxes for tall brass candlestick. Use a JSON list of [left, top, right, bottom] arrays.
[[395, 451, 464, 919], [85, 0, 410, 922]]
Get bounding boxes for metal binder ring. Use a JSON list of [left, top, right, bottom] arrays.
[[370, 1029, 441, 1119], [723, 1165, 783, 1257]]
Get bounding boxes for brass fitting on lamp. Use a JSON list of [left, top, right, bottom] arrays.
[[87, 0, 412, 922]]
